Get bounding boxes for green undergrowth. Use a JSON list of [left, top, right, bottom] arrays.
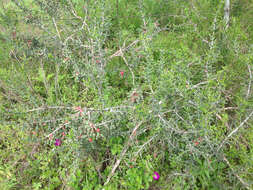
[[0, 0, 253, 189]]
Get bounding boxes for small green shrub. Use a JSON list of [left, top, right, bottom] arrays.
[[0, 0, 253, 189]]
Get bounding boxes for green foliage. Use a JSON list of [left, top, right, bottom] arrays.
[[1, 0, 253, 189]]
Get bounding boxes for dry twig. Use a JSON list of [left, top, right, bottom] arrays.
[[246, 64, 252, 99], [121, 52, 135, 86], [109, 39, 140, 59], [45, 121, 70, 139], [134, 135, 157, 157], [217, 111, 253, 151], [223, 156, 251, 190], [104, 121, 143, 186]]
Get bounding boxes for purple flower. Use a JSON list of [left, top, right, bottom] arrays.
[[153, 171, 160, 181], [54, 139, 62, 146]]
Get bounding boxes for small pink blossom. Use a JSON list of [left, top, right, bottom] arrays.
[[64, 57, 70, 62], [153, 171, 160, 181], [55, 139, 62, 146], [120, 71, 124, 78], [49, 133, 53, 140], [75, 106, 83, 115]]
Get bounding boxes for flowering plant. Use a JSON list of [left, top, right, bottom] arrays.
[[153, 171, 160, 181]]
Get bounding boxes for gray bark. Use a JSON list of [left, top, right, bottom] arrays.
[[224, 0, 230, 29]]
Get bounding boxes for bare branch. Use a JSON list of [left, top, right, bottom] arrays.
[[215, 113, 230, 129], [104, 121, 144, 186], [45, 121, 70, 139], [95, 120, 114, 127], [217, 111, 253, 151], [26, 106, 73, 112], [224, 0, 230, 29], [52, 17, 62, 41], [223, 107, 238, 111], [188, 78, 216, 90], [246, 64, 252, 99], [121, 52, 135, 87], [24, 105, 133, 113], [134, 135, 157, 157], [109, 39, 140, 59], [223, 156, 251, 190]]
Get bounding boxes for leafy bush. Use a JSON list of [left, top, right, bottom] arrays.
[[0, 0, 253, 189]]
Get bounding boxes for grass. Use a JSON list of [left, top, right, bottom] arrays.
[[0, 0, 253, 189]]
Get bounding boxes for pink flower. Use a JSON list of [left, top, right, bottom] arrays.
[[55, 139, 62, 146], [153, 171, 160, 181], [75, 106, 83, 115], [120, 71, 124, 78], [49, 133, 53, 140]]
